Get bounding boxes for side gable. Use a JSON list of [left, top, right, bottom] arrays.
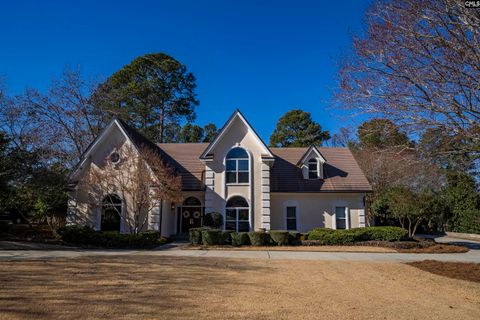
[[297, 145, 327, 165], [199, 109, 274, 161]]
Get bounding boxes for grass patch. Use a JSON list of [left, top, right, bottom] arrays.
[[407, 260, 480, 283]]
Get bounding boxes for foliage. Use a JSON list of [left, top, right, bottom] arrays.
[[307, 227, 408, 244], [201, 229, 222, 246], [203, 212, 224, 229], [231, 232, 250, 246], [92, 53, 199, 143], [202, 123, 218, 142], [248, 231, 271, 246], [269, 231, 290, 246], [269, 109, 330, 147], [221, 230, 234, 245], [179, 123, 204, 143], [56, 225, 164, 248], [357, 119, 409, 149], [189, 227, 206, 245]]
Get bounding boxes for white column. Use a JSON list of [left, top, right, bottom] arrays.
[[204, 167, 215, 214], [260, 162, 271, 230]]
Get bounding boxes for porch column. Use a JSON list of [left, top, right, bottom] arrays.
[[148, 205, 160, 231], [260, 162, 271, 230], [204, 168, 215, 214]]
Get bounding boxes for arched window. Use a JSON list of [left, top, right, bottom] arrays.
[[308, 159, 318, 179], [183, 197, 201, 206], [225, 196, 249, 232], [101, 194, 122, 232], [226, 147, 249, 184]]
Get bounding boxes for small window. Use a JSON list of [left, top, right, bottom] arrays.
[[286, 206, 297, 230], [110, 151, 120, 164], [308, 159, 318, 179], [335, 206, 347, 229], [226, 147, 249, 184]]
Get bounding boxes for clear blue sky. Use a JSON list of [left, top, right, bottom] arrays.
[[0, 0, 370, 142]]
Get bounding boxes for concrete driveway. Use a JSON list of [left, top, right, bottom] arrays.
[[0, 235, 479, 263]]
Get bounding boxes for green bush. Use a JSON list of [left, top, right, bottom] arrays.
[[306, 226, 408, 245], [189, 227, 206, 245], [56, 225, 163, 248], [221, 230, 234, 245], [269, 230, 290, 246], [248, 231, 270, 246], [203, 212, 224, 228], [201, 229, 222, 246], [288, 232, 303, 245], [231, 232, 250, 246]]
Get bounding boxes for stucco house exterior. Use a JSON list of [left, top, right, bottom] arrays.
[[67, 110, 372, 236]]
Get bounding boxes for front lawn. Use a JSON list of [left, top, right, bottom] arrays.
[[0, 256, 479, 319]]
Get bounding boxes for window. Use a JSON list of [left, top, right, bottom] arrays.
[[335, 206, 347, 229], [286, 206, 297, 230], [226, 147, 249, 184], [110, 151, 120, 164], [225, 196, 249, 232], [183, 197, 201, 206], [308, 159, 318, 179], [101, 194, 122, 231]]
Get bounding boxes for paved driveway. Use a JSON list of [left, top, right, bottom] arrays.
[[0, 235, 479, 263]]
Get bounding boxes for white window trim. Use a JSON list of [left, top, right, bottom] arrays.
[[224, 146, 251, 185], [283, 200, 300, 231], [332, 201, 350, 230], [224, 195, 251, 232]]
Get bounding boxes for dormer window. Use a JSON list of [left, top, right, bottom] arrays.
[[308, 159, 318, 179], [226, 147, 249, 184]]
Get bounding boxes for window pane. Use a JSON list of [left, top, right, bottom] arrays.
[[287, 218, 296, 231], [226, 147, 248, 159], [183, 197, 201, 206], [226, 196, 249, 208], [226, 159, 236, 171], [335, 206, 346, 218], [225, 221, 236, 231], [336, 219, 346, 229], [226, 172, 237, 183], [287, 207, 296, 218], [308, 171, 318, 179], [238, 159, 249, 171], [238, 221, 250, 232], [308, 163, 317, 171], [238, 172, 249, 183], [226, 209, 236, 220], [238, 209, 249, 221]]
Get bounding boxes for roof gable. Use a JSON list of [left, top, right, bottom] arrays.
[[199, 109, 274, 160], [297, 145, 327, 166]]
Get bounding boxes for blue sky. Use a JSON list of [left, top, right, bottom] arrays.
[[0, 0, 370, 142]]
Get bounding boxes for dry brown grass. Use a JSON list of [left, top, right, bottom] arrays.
[[407, 260, 480, 283], [0, 256, 479, 320]]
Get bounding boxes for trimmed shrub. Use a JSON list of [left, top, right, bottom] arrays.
[[189, 227, 206, 245], [221, 230, 235, 245], [306, 226, 409, 245], [231, 232, 250, 246], [288, 232, 303, 245], [248, 231, 270, 246], [201, 229, 222, 246], [56, 225, 163, 248], [362, 226, 409, 241], [203, 212, 223, 228], [269, 230, 290, 246]]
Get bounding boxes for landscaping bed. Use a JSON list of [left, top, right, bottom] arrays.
[[407, 260, 480, 283]]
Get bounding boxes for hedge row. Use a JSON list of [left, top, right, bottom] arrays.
[[56, 225, 166, 248], [189, 228, 304, 246], [307, 226, 408, 245]]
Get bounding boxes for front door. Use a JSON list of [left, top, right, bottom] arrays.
[[181, 207, 202, 233]]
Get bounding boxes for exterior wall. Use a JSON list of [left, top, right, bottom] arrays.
[[203, 116, 269, 231], [270, 193, 366, 232]]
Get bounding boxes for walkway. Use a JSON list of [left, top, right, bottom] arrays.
[[0, 235, 479, 263]]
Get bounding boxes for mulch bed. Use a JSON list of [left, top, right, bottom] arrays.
[[407, 260, 480, 283]]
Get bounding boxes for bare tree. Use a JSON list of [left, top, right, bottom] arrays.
[[336, 0, 480, 158], [77, 145, 182, 234]]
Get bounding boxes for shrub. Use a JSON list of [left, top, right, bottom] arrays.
[[248, 231, 270, 246], [288, 232, 304, 245], [201, 229, 222, 246], [231, 232, 250, 246], [203, 212, 223, 228], [306, 226, 409, 245], [269, 230, 290, 246], [362, 226, 409, 241], [221, 230, 234, 245], [56, 225, 162, 248], [189, 227, 206, 245]]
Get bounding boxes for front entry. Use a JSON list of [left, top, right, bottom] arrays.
[[181, 206, 202, 233], [179, 196, 203, 233]]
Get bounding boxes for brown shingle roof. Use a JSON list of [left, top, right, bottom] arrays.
[[157, 143, 209, 191], [270, 147, 372, 192]]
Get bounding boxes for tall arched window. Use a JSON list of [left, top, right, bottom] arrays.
[[101, 194, 122, 232], [308, 159, 318, 179], [226, 147, 249, 184], [183, 197, 201, 206], [225, 196, 249, 232]]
